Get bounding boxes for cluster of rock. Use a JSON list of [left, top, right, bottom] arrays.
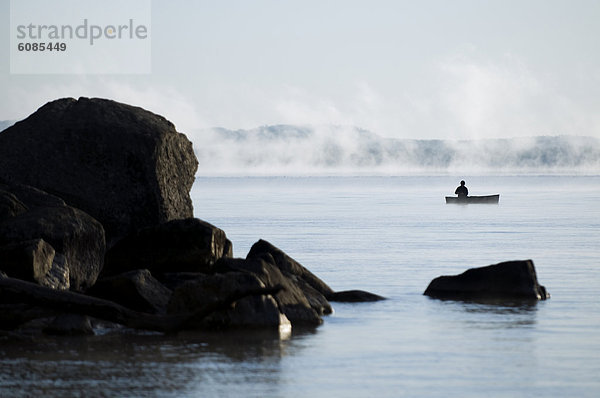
[[0, 97, 384, 337], [0, 97, 550, 337]]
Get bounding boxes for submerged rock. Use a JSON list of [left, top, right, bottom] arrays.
[[326, 290, 387, 302], [102, 218, 232, 277], [0, 97, 198, 245], [424, 260, 550, 301]]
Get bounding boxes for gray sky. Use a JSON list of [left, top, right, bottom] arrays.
[[2, 0, 600, 139]]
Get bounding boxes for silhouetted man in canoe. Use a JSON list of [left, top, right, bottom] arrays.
[[455, 180, 468, 198]]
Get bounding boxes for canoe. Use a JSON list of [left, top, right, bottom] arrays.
[[445, 194, 499, 204]]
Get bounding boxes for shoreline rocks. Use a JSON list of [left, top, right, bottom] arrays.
[[3, 97, 548, 338]]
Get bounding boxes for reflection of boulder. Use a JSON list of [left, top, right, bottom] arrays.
[[0, 183, 105, 291], [424, 260, 550, 301], [102, 218, 232, 277], [0, 97, 198, 245]]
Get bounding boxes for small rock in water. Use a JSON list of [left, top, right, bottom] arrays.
[[424, 259, 550, 301]]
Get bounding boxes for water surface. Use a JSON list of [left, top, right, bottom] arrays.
[[1, 176, 599, 397]]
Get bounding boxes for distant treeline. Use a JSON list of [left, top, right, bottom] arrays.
[[193, 125, 600, 175]]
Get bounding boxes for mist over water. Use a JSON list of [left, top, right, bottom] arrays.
[[191, 125, 600, 176]]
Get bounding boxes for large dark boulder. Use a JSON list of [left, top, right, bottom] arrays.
[[0, 97, 198, 245], [167, 272, 289, 329], [216, 256, 323, 326], [0, 183, 104, 291], [87, 269, 172, 314], [424, 260, 550, 301], [102, 218, 232, 277]]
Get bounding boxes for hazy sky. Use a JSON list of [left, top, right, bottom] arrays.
[[1, 0, 600, 139]]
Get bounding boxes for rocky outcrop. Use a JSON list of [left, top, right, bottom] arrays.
[[0, 97, 198, 245], [0, 183, 105, 292], [168, 272, 289, 329], [247, 240, 335, 297], [0, 97, 392, 335], [215, 256, 324, 326], [87, 270, 172, 314], [424, 260, 550, 301], [0, 274, 283, 334], [102, 218, 232, 277]]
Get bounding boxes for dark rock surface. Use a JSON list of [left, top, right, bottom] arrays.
[[159, 272, 212, 291], [424, 260, 550, 301], [43, 314, 94, 336], [0, 97, 198, 245], [216, 256, 323, 326], [293, 277, 333, 315], [168, 272, 287, 329], [326, 290, 387, 302], [0, 183, 105, 292], [87, 269, 172, 314], [0, 239, 55, 284], [102, 218, 232, 277], [43, 253, 70, 291], [247, 239, 335, 296], [0, 189, 28, 221]]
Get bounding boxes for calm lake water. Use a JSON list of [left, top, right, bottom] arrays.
[[1, 175, 599, 397]]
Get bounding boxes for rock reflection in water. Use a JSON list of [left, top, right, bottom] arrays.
[[428, 297, 541, 332], [0, 328, 311, 397]]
